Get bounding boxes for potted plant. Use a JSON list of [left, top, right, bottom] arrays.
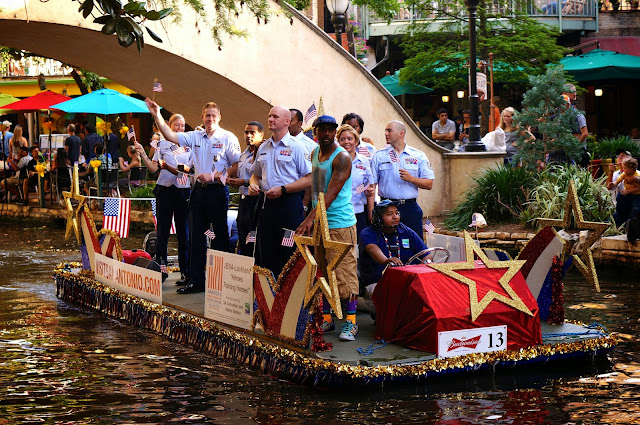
[[592, 135, 640, 177]]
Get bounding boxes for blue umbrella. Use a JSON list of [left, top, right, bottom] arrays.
[[50, 88, 151, 114]]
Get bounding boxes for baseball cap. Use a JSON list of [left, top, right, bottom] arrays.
[[2, 120, 12, 127], [312, 115, 338, 128]]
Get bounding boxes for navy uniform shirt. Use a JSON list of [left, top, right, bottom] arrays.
[[252, 133, 312, 191], [177, 128, 241, 176], [371, 144, 435, 200], [359, 223, 427, 285]]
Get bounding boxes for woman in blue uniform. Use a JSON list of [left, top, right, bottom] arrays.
[[135, 114, 192, 285]]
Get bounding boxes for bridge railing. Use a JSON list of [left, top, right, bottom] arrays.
[[361, 0, 597, 36]]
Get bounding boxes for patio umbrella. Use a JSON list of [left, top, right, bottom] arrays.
[[50, 88, 151, 114], [0, 93, 21, 113], [379, 71, 433, 97], [559, 49, 640, 81], [0, 90, 71, 112]]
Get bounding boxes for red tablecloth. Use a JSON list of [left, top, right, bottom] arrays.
[[373, 262, 542, 353]]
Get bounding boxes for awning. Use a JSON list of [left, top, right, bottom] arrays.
[[580, 36, 640, 57], [559, 49, 640, 80]]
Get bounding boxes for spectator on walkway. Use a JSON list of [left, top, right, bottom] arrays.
[[431, 108, 456, 150], [65, 124, 82, 165]]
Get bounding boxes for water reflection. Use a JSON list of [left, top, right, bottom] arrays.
[[0, 224, 638, 423]]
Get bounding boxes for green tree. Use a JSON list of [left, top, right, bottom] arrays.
[[354, 0, 566, 131], [514, 65, 583, 168]]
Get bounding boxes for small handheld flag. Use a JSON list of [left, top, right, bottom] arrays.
[[423, 218, 435, 234], [304, 103, 317, 124], [355, 183, 366, 194], [246, 230, 257, 244], [281, 229, 295, 247], [176, 172, 189, 186], [204, 229, 216, 239], [357, 145, 371, 157], [153, 79, 163, 93], [103, 198, 131, 238], [219, 169, 228, 186], [172, 146, 186, 157], [389, 150, 400, 163], [126, 125, 136, 141]]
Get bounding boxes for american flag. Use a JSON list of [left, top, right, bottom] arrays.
[[423, 218, 436, 234], [304, 103, 317, 124], [176, 172, 189, 186], [357, 145, 371, 157], [281, 229, 295, 247], [205, 229, 216, 240], [151, 199, 176, 234], [160, 263, 168, 273], [103, 198, 131, 238], [126, 125, 136, 141], [246, 230, 256, 244], [150, 140, 158, 149], [355, 182, 367, 194], [153, 80, 163, 93], [172, 146, 186, 157], [218, 168, 228, 186], [389, 150, 400, 163]]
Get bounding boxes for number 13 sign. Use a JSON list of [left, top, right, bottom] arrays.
[[437, 325, 507, 358]]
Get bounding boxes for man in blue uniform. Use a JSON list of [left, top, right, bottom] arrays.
[[228, 121, 264, 256], [249, 106, 311, 277], [371, 120, 435, 239], [146, 99, 241, 294]]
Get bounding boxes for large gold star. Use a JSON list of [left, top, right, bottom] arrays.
[[429, 231, 532, 322], [294, 193, 351, 319], [537, 180, 608, 291], [63, 165, 86, 244]]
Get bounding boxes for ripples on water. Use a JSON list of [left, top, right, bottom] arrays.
[[0, 224, 638, 424]]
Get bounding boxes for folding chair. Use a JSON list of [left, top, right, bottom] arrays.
[[128, 166, 147, 194]]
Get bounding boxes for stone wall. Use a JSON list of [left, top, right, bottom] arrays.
[[597, 12, 640, 36]]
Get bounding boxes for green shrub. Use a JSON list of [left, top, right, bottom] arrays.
[[443, 165, 537, 230], [593, 136, 640, 159], [522, 164, 616, 233], [129, 183, 156, 208]]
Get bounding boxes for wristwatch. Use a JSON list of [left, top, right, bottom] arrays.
[[243, 179, 249, 187], [281, 185, 287, 195]]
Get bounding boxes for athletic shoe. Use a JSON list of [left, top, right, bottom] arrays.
[[339, 320, 358, 341], [320, 320, 335, 334]]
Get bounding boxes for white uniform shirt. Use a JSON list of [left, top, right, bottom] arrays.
[[350, 153, 373, 214], [371, 144, 435, 200], [152, 140, 193, 189], [177, 128, 241, 175], [252, 133, 312, 191]]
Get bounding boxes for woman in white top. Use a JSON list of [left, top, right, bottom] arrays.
[[337, 124, 374, 242], [9, 125, 28, 160]]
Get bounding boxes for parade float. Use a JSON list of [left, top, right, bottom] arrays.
[[53, 168, 617, 389]]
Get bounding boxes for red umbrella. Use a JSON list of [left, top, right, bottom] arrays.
[[1, 90, 71, 111]]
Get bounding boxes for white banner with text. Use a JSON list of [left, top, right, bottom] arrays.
[[204, 249, 254, 329], [94, 253, 162, 305], [438, 325, 508, 358]]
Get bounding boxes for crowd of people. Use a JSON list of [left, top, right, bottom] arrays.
[[143, 99, 436, 342]]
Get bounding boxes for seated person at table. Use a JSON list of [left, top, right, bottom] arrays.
[[359, 200, 431, 300], [608, 157, 640, 227], [118, 145, 142, 188]]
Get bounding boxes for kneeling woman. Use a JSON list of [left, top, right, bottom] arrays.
[[359, 200, 431, 298], [135, 114, 191, 285]]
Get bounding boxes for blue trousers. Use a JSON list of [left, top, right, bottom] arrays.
[[155, 185, 190, 276], [189, 184, 229, 286], [396, 201, 424, 241], [255, 193, 303, 277], [237, 194, 260, 256]]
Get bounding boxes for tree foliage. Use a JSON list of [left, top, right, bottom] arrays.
[[355, 0, 566, 90], [73, 0, 274, 51], [514, 66, 584, 167]]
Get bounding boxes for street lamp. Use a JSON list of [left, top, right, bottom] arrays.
[[463, 0, 486, 152], [326, 0, 350, 45]]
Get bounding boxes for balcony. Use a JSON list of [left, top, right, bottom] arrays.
[[359, 0, 598, 38]]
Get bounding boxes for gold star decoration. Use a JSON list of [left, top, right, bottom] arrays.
[[294, 193, 351, 319], [63, 165, 87, 244], [537, 180, 608, 292], [429, 231, 533, 322]]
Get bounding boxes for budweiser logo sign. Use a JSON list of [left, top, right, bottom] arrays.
[[447, 335, 482, 352]]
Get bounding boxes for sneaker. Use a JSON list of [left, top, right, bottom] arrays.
[[320, 320, 335, 334], [339, 320, 359, 341]]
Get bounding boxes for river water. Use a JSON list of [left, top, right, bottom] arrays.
[[0, 223, 638, 424]]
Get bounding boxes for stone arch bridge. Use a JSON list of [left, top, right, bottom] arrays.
[[0, 0, 501, 215]]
